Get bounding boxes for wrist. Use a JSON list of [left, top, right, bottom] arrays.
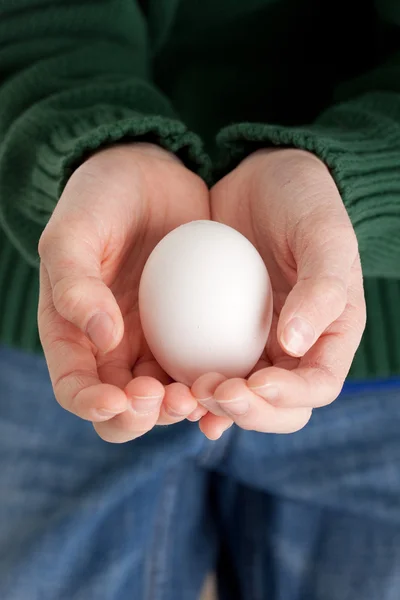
[[124, 141, 183, 165], [83, 141, 181, 167], [237, 148, 332, 196], [247, 147, 327, 170]]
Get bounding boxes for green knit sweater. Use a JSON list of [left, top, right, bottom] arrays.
[[1, 0, 400, 379]]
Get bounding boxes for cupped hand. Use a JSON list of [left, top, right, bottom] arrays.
[[194, 148, 366, 437], [38, 143, 210, 443]]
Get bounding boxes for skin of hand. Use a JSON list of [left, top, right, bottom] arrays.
[[192, 148, 367, 438], [38, 142, 211, 443]]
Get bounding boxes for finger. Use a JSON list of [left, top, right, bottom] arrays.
[[199, 413, 234, 440], [157, 383, 198, 425], [44, 337, 129, 421], [213, 378, 313, 433], [39, 230, 124, 355], [94, 376, 164, 443], [278, 217, 359, 358], [249, 274, 366, 408], [191, 373, 230, 417], [126, 376, 165, 413], [187, 406, 208, 422], [38, 265, 129, 421]]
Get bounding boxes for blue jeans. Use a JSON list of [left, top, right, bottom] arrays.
[[1, 345, 400, 600]]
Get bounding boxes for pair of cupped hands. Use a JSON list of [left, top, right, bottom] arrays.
[[38, 142, 366, 443]]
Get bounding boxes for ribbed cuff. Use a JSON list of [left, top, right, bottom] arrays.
[[0, 86, 212, 267], [217, 92, 400, 278]]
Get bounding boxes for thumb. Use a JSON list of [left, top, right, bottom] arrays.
[[277, 224, 359, 358], [39, 231, 124, 354]]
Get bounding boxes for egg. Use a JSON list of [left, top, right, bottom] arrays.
[[138, 220, 273, 386]]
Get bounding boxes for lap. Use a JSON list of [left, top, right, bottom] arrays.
[[2, 345, 400, 599]]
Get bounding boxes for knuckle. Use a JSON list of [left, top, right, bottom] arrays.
[[321, 376, 343, 406], [297, 220, 358, 270], [37, 307, 58, 346], [53, 368, 89, 413], [344, 302, 367, 339], [51, 379, 68, 410], [339, 294, 367, 344], [311, 222, 359, 256], [306, 361, 343, 406], [38, 227, 53, 260], [52, 276, 85, 321], [42, 333, 67, 358], [52, 381, 71, 412], [302, 276, 347, 318], [319, 277, 347, 308]]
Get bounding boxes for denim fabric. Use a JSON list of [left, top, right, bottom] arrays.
[[1, 345, 400, 600]]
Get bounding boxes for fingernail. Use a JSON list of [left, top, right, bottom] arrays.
[[217, 398, 249, 416], [164, 405, 188, 418], [187, 407, 207, 422], [130, 394, 163, 414], [248, 382, 280, 404], [86, 312, 116, 353], [195, 396, 215, 410], [96, 407, 125, 418], [282, 317, 315, 356]]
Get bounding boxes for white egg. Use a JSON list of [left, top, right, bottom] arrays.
[[138, 220, 273, 386]]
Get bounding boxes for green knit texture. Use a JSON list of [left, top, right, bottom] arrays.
[[1, 0, 400, 379], [217, 91, 400, 279]]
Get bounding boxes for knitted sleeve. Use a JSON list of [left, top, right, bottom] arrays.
[[0, 0, 210, 265]]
